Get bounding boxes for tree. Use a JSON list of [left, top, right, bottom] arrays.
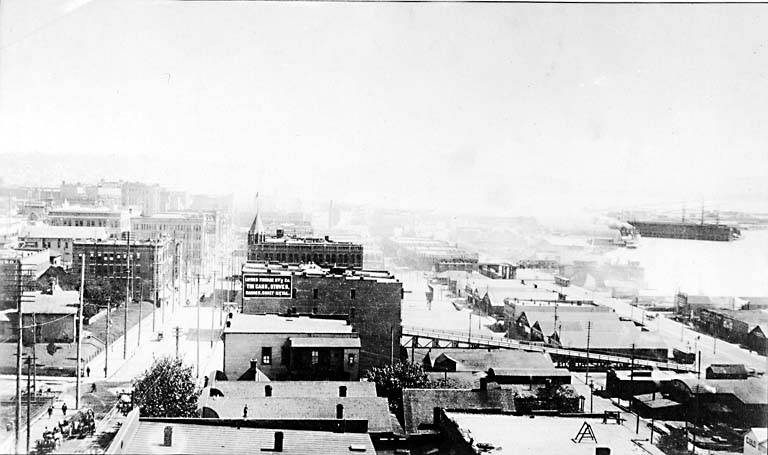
[[536, 382, 581, 412], [132, 357, 199, 417], [84, 277, 125, 307], [364, 361, 430, 420]]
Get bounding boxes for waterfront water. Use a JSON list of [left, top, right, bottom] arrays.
[[605, 229, 768, 296]]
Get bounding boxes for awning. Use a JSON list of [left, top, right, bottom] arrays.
[[289, 337, 361, 349]]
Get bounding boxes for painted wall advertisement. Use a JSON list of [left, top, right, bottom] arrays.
[[243, 274, 292, 298]]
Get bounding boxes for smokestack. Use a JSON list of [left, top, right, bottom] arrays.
[[164, 426, 173, 446], [273, 431, 284, 452], [339, 386, 347, 397], [336, 404, 344, 419]]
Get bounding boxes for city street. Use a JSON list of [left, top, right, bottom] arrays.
[[0, 302, 224, 455]]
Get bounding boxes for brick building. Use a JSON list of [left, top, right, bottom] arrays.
[[247, 212, 363, 269], [240, 262, 402, 371], [72, 237, 172, 303]]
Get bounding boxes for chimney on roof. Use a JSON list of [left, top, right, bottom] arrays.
[[336, 404, 344, 419], [339, 386, 347, 397], [273, 431, 284, 452], [250, 359, 257, 371], [226, 320, 231, 328], [163, 426, 173, 446]]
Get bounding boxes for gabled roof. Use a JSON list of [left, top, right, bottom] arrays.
[[706, 364, 749, 377], [430, 349, 556, 373]]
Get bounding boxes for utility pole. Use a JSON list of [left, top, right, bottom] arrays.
[[25, 355, 31, 454], [196, 274, 200, 378], [32, 313, 36, 402], [124, 231, 130, 360], [15, 260, 22, 454], [76, 255, 85, 409], [105, 297, 110, 378], [629, 343, 635, 413], [390, 325, 394, 365], [219, 260, 224, 327], [153, 242, 157, 333], [585, 321, 591, 383], [174, 326, 181, 359], [211, 267, 216, 347], [468, 312, 472, 344]]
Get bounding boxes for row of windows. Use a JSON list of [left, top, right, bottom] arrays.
[[256, 252, 362, 264], [34, 240, 69, 249], [53, 219, 120, 228], [259, 347, 355, 366], [134, 223, 201, 231]]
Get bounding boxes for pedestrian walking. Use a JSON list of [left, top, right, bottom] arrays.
[[243, 404, 248, 419], [61, 402, 68, 415], [47, 405, 53, 419], [86, 366, 91, 377]]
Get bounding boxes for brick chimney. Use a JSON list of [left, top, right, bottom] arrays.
[[163, 426, 173, 446], [273, 432, 284, 452]]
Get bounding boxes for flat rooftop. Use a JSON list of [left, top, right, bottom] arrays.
[[445, 413, 649, 454], [121, 421, 376, 454], [19, 225, 109, 239], [73, 238, 168, 247], [224, 314, 354, 335], [200, 397, 393, 433], [207, 381, 377, 399]]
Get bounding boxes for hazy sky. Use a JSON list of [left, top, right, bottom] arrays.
[[1, 0, 766, 216]]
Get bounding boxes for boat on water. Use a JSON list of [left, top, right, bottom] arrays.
[[628, 220, 740, 242]]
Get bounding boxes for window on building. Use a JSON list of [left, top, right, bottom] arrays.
[[313, 288, 318, 299], [261, 347, 272, 365], [350, 289, 356, 299], [348, 353, 355, 366], [311, 350, 319, 365]]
